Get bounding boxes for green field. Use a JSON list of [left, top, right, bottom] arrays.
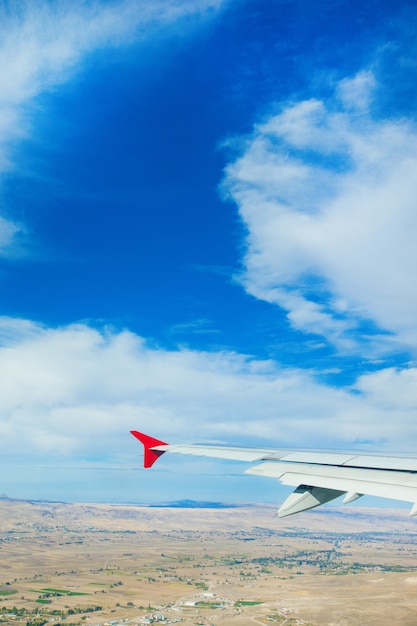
[[0, 588, 18, 596], [29, 588, 88, 597]]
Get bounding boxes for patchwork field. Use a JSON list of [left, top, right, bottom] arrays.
[[1, 499, 417, 625]]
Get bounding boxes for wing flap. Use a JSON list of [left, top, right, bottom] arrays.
[[246, 461, 417, 504]]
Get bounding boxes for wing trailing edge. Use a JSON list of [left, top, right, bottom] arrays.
[[130, 431, 417, 517]]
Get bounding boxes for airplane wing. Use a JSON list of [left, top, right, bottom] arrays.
[[130, 430, 417, 518]]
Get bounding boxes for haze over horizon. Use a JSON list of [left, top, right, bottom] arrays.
[[1, 0, 417, 505]]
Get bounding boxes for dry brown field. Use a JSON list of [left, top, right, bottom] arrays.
[[1, 499, 417, 625]]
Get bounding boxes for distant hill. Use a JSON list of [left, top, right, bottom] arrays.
[[0, 498, 416, 534], [149, 499, 242, 509], [0, 493, 66, 505]]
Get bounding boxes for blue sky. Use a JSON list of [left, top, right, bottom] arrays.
[[1, 0, 417, 506]]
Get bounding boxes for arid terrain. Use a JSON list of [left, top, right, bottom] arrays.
[[1, 499, 417, 625]]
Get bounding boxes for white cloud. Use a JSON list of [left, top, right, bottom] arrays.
[[223, 72, 417, 355], [1, 319, 417, 466], [0, 216, 21, 253], [337, 70, 376, 111], [0, 0, 226, 252]]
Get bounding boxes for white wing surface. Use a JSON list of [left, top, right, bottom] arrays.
[[130, 431, 417, 517]]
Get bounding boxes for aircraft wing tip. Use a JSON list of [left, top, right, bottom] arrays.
[[130, 430, 169, 468]]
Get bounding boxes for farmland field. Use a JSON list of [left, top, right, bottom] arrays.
[[1, 499, 417, 625]]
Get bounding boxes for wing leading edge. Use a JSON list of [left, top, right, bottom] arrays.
[[130, 430, 417, 517]]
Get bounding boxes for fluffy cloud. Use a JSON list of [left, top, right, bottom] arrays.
[[223, 71, 417, 355], [1, 318, 417, 465], [0, 0, 225, 252]]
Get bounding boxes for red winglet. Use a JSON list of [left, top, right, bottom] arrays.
[[130, 431, 168, 468]]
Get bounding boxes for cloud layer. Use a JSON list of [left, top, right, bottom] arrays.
[[1, 319, 416, 466], [223, 72, 417, 355]]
